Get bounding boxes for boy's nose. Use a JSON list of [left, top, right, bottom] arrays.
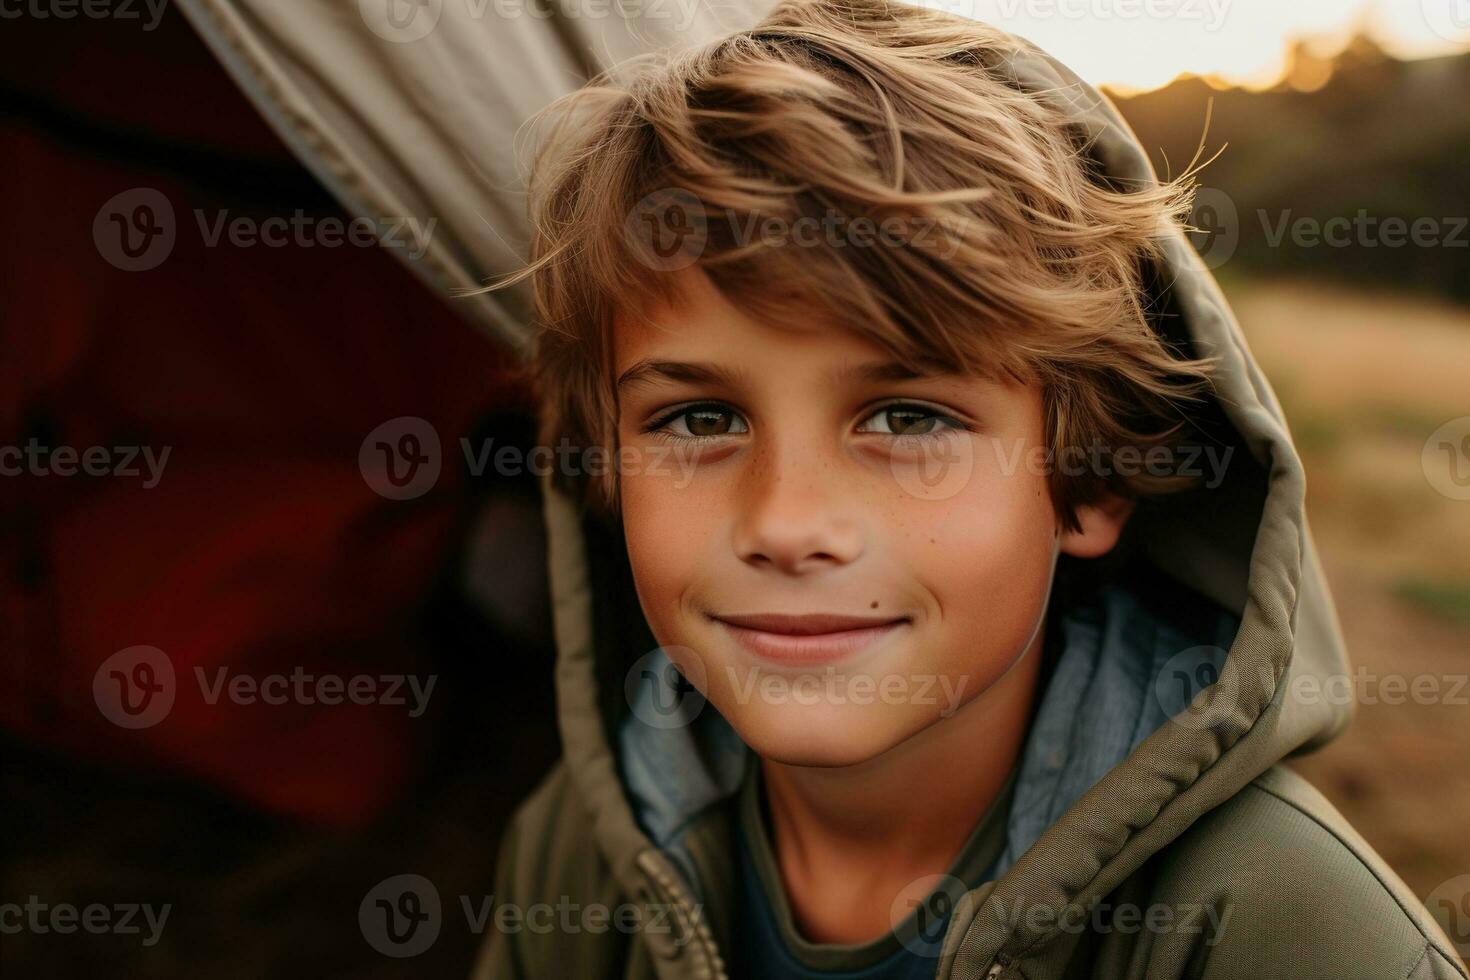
[[731, 451, 865, 575]]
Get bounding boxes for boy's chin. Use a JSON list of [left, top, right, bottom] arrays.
[[721, 702, 933, 769]]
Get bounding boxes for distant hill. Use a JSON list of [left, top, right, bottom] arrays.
[[1110, 37, 1470, 302]]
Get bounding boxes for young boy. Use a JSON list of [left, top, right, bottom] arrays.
[[475, 1, 1467, 977]]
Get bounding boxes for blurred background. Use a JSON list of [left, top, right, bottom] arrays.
[[1, 0, 1466, 977], [1101, 13, 1470, 905]]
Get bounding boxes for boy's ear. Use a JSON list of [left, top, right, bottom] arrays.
[[1059, 493, 1136, 559]]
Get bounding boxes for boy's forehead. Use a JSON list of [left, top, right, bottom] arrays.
[[602, 271, 1029, 402], [611, 267, 876, 367], [608, 268, 1022, 393]]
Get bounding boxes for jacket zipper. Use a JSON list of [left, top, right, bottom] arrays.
[[636, 851, 728, 980], [667, 886, 726, 980]]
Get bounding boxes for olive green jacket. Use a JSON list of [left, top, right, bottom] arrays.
[[472, 28, 1467, 980]]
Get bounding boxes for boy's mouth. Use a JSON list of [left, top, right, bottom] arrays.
[[708, 612, 911, 667]]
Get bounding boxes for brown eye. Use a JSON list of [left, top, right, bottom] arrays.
[[885, 408, 939, 435], [858, 404, 955, 436], [685, 408, 736, 436], [653, 404, 749, 438]]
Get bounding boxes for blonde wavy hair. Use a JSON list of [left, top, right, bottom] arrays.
[[487, 0, 1214, 531]]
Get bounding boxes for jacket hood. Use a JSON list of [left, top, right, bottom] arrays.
[[536, 25, 1353, 978]]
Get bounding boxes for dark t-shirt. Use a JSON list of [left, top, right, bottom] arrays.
[[731, 757, 1016, 980]]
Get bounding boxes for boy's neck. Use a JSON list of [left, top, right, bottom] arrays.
[[759, 631, 1044, 945]]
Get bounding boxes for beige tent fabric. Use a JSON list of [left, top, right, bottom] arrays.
[[174, 0, 777, 350]]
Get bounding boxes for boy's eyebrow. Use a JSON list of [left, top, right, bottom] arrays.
[[615, 359, 743, 391], [845, 360, 938, 383], [616, 358, 960, 391], [842, 358, 963, 383]]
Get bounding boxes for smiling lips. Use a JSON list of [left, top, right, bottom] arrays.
[[710, 612, 909, 667]]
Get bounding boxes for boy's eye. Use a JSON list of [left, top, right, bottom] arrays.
[[857, 404, 957, 436], [652, 404, 749, 438]]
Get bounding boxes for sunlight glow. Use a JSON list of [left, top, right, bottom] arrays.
[[911, 0, 1470, 91]]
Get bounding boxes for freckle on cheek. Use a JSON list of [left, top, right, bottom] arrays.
[[870, 600, 878, 609]]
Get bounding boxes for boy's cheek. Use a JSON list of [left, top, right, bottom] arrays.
[[901, 461, 1056, 569], [908, 486, 1057, 657], [619, 474, 721, 640]]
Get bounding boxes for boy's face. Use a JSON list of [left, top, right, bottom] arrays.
[[614, 270, 1128, 767]]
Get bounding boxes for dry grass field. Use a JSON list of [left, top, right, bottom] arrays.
[[1226, 278, 1470, 912]]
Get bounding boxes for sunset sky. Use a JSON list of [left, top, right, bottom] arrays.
[[922, 0, 1470, 91]]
